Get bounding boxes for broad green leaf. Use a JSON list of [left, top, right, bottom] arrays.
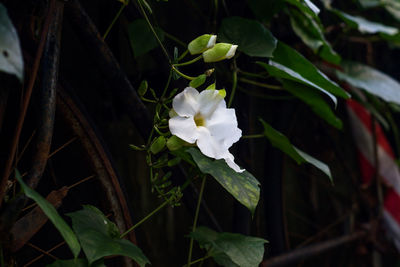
[[331, 9, 398, 35], [15, 171, 81, 258], [189, 74, 206, 88], [260, 119, 332, 181], [190, 226, 267, 267], [257, 42, 349, 104], [289, 8, 341, 64], [285, 0, 320, 20], [281, 80, 342, 129], [218, 17, 277, 58], [67, 205, 150, 266], [186, 148, 260, 215], [46, 259, 106, 267], [336, 61, 400, 105], [0, 4, 23, 81], [127, 19, 164, 58]]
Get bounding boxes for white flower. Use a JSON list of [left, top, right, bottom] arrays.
[[169, 87, 244, 172]]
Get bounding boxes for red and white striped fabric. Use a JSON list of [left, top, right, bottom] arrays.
[[347, 99, 400, 249]]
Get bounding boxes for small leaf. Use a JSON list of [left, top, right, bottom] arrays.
[[190, 226, 267, 267], [67, 205, 150, 266], [138, 80, 148, 96], [219, 17, 277, 58], [0, 3, 24, 81], [186, 148, 260, 215], [189, 74, 207, 88], [15, 170, 81, 258], [260, 119, 332, 181], [150, 136, 166, 154], [281, 80, 342, 129], [127, 19, 164, 58], [206, 83, 216, 90], [129, 144, 145, 151], [336, 61, 400, 105]]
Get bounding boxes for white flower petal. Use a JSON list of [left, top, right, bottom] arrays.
[[206, 108, 241, 150], [196, 127, 227, 159], [173, 87, 199, 117], [197, 89, 225, 118], [169, 116, 198, 144], [224, 152, 245, 173]]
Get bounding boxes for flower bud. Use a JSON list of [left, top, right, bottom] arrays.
[[188, 34, 217, 55], [202, 43, 238, 63]]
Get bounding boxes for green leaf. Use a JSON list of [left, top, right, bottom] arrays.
[[46, 259, 106, 267], [186, 148, 260, 215], [257, 42, 349, 104], [281, 80, 342, 129], [150, 136, 166, 154], [67, 205, 150, 266], [218, 17, 277, 58], [336, 61, 400, 105], [189, 74, 207, 88], [127, 19, 165, 58], [285, 0, 320, 20], [15, 170, 81, 258], [190, 226, 267, 267], [358, 0, 381, 8], [331, 9, 398, 35], [0, 3, 24, 81], [260, 119, 332, 181], [288, 8, 341, 64]]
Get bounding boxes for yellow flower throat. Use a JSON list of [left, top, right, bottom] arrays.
[[194, 113, 205, 127]]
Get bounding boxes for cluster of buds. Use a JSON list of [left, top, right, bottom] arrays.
[[187, 34, 238, 63]]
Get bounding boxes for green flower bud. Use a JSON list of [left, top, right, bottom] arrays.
[[166, 135, 186, 151], [188, 34, 217, 55], [202, 43, 238, 63]]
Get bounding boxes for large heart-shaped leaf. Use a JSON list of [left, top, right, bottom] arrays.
[[289, 8, 340, 64], [0, 3, 23, 81], [189, 226, 267, 267], [127, 19, 165, 58], [336, 61, 400, 105], [257, 42, 349, 105], [16, 171, 81, 258], [67, 205, 150, 266], [260, 119, 332, 181], [281, 79, 342, 129], [218, 17, 277, 58], [186, 148, 260, 215]]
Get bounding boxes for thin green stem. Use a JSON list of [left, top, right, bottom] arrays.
[[172, 66, 196, 80], [228, 60, 238, 107], [183, 254, 212, 267], [187, 175, 207, 266], [177, 50, 189, 62], [120, 196, 172, 238], [242, 134, 264, 139], [161, 70, 173, 100], [164, 32, 187, 47], [239, 77, 282, 90], [103, 1, 128, 40], [137, 0, 171, 63], [173, 55, 203, 67], [238, 69, 269, 79]]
